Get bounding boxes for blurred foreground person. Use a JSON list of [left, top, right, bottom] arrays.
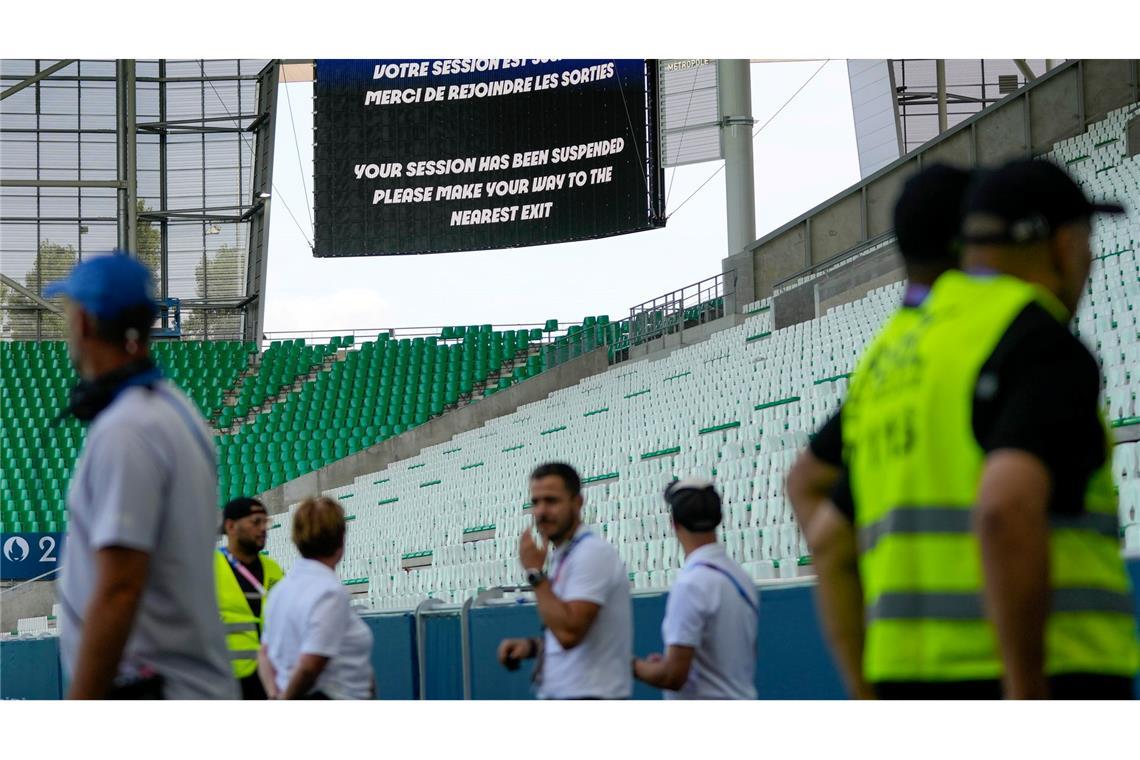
[[823, 160, 1137, 698], [50, 253, 233, 699]]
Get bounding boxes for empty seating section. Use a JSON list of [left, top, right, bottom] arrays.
[[2, 314, 612, 529], [1048, 104, 1140, 428], [259, 108, 1140, 611], [1, 340, 254, 532], [150, 340, 255, 420], [1, 341, 80, 533], [215, 324, 564, 503], [214, 337, 336, 431]]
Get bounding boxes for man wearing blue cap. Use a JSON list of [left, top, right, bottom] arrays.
[[48, 252, 235, 699]]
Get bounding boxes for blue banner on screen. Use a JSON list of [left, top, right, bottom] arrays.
[[312, 59, 665, 257], [1, 533, 64, 581]]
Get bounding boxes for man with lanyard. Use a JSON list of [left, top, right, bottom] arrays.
[[48, 253, 234, 699], [216, 496, 284, 699], [786, 163, 973, 698], [496, 462, 633, 699], [634, 480, 759, 698], [824, 159, 1138, 698]]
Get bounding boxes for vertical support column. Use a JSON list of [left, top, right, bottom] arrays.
[[244, 61, 281, 344], [159, 59, 169, 301], [935, 59, 948, 134], [116, 59, 137, 255], [718, 59, 756, 259]]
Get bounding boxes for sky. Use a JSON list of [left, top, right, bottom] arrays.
[[260, 60, 861, 338]]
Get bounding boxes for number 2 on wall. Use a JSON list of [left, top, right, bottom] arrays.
[[39, 536, 57, 563]]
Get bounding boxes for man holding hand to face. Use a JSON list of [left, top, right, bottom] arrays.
[[497, 462, 633, 700]]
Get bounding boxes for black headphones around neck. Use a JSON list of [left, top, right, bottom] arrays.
[[60, 358, 159, 424]]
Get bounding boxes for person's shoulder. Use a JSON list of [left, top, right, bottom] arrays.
[[577, 532, 620, 563], [997, 302, 1098, 372], [262, 554, 286, 577]]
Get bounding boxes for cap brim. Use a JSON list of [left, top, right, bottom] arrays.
[[1090, 202, 1126, 215], [41, 280, 72, 299]]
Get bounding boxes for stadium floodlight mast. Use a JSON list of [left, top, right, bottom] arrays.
[[718, 60, 757, 259]]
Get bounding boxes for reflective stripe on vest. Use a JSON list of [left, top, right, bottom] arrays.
[[842, 271, 1138, 682], [859, 506, 1122, 554], [868, 588, 1134, 622], [228, 649, 261, 661], [225, 622, 260, 633]]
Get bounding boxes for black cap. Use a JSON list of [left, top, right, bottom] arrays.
[[223, 497, 267, 523], [664, 480, 722, 532], [893, 163, 974, 266], [962, 159, 1125, 245]]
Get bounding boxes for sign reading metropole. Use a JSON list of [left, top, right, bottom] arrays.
[[313, 59, 665, 257]]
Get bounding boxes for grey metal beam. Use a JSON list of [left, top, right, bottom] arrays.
[[0, 59, 75, 101], [1013, 59, 1038, 82], [936, 60, 949, 134], [0, 179, 124, 189], [0, 273, 63, 314], [136, 114, 259, 129], [244, 61, 280, 343], [116, 60, 138, 255]]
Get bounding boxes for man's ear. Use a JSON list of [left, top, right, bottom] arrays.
[[77, 308, 98, 342]]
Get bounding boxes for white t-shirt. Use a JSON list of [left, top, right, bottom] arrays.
[[58, 381, 235, 699], [661, 543, 758, 699], [537, 526, 633, 699], [264, 558, 374, 699]]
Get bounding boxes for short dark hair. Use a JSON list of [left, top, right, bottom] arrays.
[[91, 303, 155, 349], [530, 462, 581, 498]]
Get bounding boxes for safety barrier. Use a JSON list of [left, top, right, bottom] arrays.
[[4, 562, 1139, 700]]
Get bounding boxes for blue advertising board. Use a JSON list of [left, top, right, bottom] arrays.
[[1, 533, 64, 581]]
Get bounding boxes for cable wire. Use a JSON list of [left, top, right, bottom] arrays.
[[666, 59, 832, 221], [280, 65, 315, 234], [201, 61, 314, 250]]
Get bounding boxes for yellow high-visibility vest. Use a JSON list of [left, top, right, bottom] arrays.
[[842, 270, 1137, 683], [215, 549, 284, 679]]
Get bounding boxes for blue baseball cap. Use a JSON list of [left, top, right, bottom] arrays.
[[43, 253, 157, 319]]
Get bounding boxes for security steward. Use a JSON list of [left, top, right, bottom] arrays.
[[787, 163, 973, 698], [634, 481, 758, 699], [216, 497, 284, 699], [825, 159, 1138, 698]]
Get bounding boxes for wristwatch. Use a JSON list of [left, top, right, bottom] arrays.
[[526, 568, 547, 588]]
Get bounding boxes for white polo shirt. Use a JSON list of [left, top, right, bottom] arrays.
[[58, 381, 235, 699], [661, 542, 758, 699], [263, 558, 374, 699], [537, 526, 633, 699]]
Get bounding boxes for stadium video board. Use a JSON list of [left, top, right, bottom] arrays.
[[313, 59, 665, 257]]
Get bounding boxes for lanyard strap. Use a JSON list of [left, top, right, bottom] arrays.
[[550, 530, 591, 586], [220, 548, 267, 597], [153, 387, 216, 475], [693, 562, 759, 616]]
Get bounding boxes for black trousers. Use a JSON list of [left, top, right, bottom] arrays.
[[875, 674, 1134, 700], [240, 673, 268, 700]]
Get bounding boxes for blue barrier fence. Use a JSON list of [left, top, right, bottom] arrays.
[[4, 562, 1138, 700]]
